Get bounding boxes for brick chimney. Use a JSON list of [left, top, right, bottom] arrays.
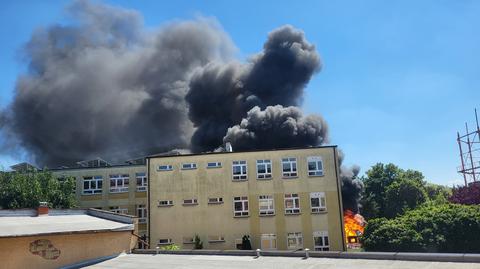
[[37, 202, 49, 216]]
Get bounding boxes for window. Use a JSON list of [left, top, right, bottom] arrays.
[[183, 198, 198, 205], [258, 195, 275, 216], [208, 235, 225, 243], [208, 197, 223, 204], [310, 192, 327, 213], [158, 238, 173, 245], [109, 206, 128, 215], [181, 163, 197, 170], [235, 238, 243, 250], [313, 231, 329, 251], [233, 196, 249, 217], [136, 172, 147, 191], [109, 174, 129, 193], [158, 165, 173, 171], [282, 157, 297, 178], [207, 162, 222, 168], [284, 193, 300, 214], [136, 204, 147, 224], [260, 234, 277, 250], [287, 232, 303, 250], [232, 161, 247, 181], [183, 237, 194, 244], [158, 200, 174, 207], [256, 160, 272, 179], [307, 156, 324, 176], [83, 176, 102, 195]]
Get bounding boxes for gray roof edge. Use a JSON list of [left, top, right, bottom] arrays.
[[87, 208, 136, 224]]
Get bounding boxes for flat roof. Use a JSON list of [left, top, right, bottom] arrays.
[[84, 254, 478, 269], [0, 209, 134, 238], [147, 145, 337, 159]]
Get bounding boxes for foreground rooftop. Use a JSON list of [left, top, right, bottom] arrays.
[[0, 208, 134, 238], [85, 254, 480, 269]]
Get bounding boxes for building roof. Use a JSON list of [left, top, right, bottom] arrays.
[[146, 145, 337, 159], [0, 209, 135, 238]]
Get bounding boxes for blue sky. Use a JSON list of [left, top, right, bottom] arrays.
[[1, 0, 479, 185]]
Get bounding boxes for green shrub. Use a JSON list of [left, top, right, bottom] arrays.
[[362, 203, 480, 253], [160, 244, 180, 250]]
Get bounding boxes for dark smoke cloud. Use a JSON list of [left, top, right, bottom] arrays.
[[223, 105, 328, 151], [186, 25, 321, 152], [0, 0, 363, 211], [0, 0, 234, 166], [338, 150, 364, 213]]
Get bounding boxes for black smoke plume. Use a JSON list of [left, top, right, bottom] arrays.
[[0, 0, 234, 165], [186, 25, 321, 152], [0, 0, 363, 212]]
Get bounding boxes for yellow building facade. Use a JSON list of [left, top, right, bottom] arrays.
[[52, 164, 148, 239], [147, 146, 346, 251]]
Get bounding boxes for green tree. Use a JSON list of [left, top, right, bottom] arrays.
[[0, 170, 76, 209], [360, 163, 433, 219], [384, 179, 427, 218], [362, 203, 480, 253]]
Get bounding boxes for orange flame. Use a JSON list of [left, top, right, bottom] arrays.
[[344, 210, 365, 244]]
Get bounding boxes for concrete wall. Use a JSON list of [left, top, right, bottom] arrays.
[[0, 231, 134, 269], [148, 147, 345, 251], [52, 165, 148, 235]]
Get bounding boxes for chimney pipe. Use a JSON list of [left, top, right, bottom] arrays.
[[37, 202, 49, 216]]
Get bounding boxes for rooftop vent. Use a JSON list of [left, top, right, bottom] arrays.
[[76, 158, 111, 168], [225, 142, 233, 152]]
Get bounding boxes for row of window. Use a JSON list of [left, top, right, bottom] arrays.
[[158, 192, 327, 216], [82, 172, 147, 195], [158, 156, 324, 180], [158, 231, 330, 251], [109, 204, 148, 224]]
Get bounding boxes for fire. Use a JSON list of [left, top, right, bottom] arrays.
[[344, 210, 365, 246]]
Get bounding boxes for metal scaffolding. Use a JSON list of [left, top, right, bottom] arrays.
[[457, 109, 480, 186]]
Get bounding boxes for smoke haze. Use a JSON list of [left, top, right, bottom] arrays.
[[0, 0, 363, 212]]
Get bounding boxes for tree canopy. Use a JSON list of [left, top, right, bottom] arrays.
[[360, 163, 449, 219], [362, 203, 480, 253], [0, 170, 76, 209]]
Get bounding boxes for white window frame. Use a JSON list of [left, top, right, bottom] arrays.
[[208, 197, 223, 204], [282, 157, 298, 178], [183, 198, 198, 205], [158, 165, 173, 171], [287, 232, 303, 250], [207, 162, 222, 168], [260, 234, 277, 250], [258, 195, 275, 216], [233, 196, 249, 217], [307, 156, 324, 176], [158, 238, 173, 245], [158, 200, 174, 207], [136, 204, 147, 224], [82, 175, 103, 195], [313, 231, 330, 251], [136, 172, 147, 192], [183, 237, 194, 244], [284, 193, 300, 214], [109, 206, 128, 215], [232, 160, 248, 181], [109, 174, 129, 193], [310, 192, 327, 213], [181, 163, 197, 170], [208, 235, 225, 243], [256, 159, 272, 179]]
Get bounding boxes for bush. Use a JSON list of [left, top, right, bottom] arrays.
[[362, 203, 480, 253], [160, 244, 180, 250], [193, 234, 203, 249]]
